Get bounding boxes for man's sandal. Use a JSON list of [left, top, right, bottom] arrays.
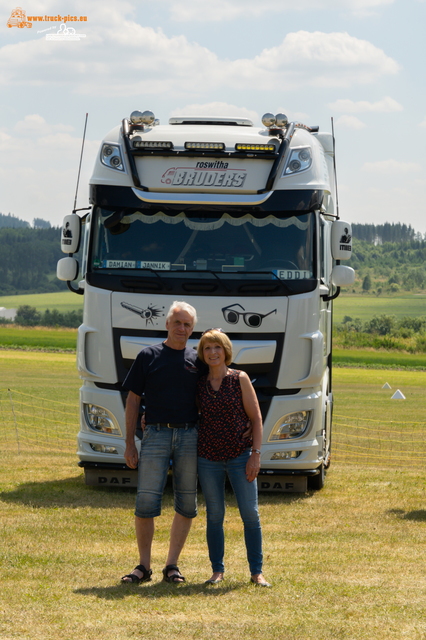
[[162, 564, 185, 583], [121, 564, 152, 584]]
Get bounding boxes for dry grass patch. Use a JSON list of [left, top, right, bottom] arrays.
[[1, 451, 426, 640]]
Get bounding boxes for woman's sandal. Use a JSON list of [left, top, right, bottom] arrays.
[[121, 564, 152, 584], [162, 564, 185, 584]]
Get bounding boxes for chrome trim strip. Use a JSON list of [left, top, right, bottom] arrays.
[[131, 188, 274, 206]]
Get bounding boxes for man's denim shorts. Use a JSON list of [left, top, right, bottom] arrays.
[[135, 424, 198, 519]]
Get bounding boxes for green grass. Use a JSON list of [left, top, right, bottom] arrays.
[[0, 291, 84, 314], [1, 353, 426, 639], [333, 348, 426, 369], [0, 326, 78, 350], [334, 292, 426, 323]]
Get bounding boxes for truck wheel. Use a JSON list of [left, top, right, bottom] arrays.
[[308, 463, 325, 491]]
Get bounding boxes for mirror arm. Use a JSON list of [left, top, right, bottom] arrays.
[[321, 286, 341, 302], [67, 281, 84, 295]]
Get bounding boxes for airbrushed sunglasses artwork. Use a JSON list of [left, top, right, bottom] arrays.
[[222, 304, 276, 328]]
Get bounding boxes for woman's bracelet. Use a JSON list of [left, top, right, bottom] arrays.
[[252, 448, 261, 455]]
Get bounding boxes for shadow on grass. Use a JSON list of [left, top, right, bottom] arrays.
[[1, 471, 313, 510], [388, 508, 426, 522], [75, 580, 250, 600]]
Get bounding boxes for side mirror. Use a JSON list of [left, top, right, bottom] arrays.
[[332, 265, 355, 286], [61, 214, 81, 254], [331, 220, 352, 260], [57, 257, 79, 281]]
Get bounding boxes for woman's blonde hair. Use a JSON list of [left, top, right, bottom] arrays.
[[197, 329, 233, 366]]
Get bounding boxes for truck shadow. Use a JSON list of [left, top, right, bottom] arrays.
[[1, 472, 314, 510], [388, 508, 426, 522]]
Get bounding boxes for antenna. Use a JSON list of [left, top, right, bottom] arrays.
[[73, 113, 90, 214], [331, 117, 340, 220]]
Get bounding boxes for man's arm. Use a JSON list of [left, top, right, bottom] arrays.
[[124, 390, 141, 469]]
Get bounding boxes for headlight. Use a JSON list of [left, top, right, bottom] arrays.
[[84, 404, 122, 436], [101, 144, 124, 171], [268, 411, 311, 441], [283, 147, 312, 175]]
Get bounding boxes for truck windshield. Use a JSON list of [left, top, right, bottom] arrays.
[[89, 207, 315, 289]]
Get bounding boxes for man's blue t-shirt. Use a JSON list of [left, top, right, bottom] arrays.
[[123, 342, 202, 424]]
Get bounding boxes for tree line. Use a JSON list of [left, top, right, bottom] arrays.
[[0, 305, 82, 328], [351, 222, 421, 244]]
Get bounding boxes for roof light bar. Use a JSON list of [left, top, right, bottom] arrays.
[[133, 140, 173, 149], [235, 143, 276, 152], [184, 142, 225, 150]]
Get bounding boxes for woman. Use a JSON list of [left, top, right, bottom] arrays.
[[196, 328, 270, 587]]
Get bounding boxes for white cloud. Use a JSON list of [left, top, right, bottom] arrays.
[[328, 96, 403, 113], [0, 27, 400, 96], [335, 115, 366, 129], [169, 102, 259, 123], [419, 116, 426, 128], [362, 160, 422, 174], [0, 119, 99, 226], [166, 0, 394, 22], [13, 114, 74, 136]]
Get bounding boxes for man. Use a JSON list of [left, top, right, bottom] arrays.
[[121, 301, 201, 585]]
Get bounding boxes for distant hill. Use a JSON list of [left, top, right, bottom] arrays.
[[0, 226, 68, 295], [0, 212, 30, 229]]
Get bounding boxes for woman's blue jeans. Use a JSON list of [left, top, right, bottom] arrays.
[[197, 449, 263, 575]]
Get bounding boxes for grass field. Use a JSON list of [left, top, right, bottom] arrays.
[[1, 352, 426, 639], [0, 326, 78, 350], [334, 292, 426, 323], [0, 291, 84, 314], [333, 348, 426, 369]]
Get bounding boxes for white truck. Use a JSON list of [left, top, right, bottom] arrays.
[[57, 109, 354, 492]]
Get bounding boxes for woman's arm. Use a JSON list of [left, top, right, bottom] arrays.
[[239, 371, 263, 482]]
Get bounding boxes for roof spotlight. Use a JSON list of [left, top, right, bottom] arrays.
[[262, 113, 276, 128], [130, 110, 144, 125], [141, 110, 155, 125], [275, 113, 288, 128]]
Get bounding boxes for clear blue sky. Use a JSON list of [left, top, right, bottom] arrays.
[[1, 0, 425, 233]]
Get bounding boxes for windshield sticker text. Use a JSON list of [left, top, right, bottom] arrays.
[[137, 261, 170, 270], [274, 270, 311, 280], [161, 167, 247, 188], [103, 260, 135, 268]]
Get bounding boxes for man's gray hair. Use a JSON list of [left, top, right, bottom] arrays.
[[166, 301, 198, 325]]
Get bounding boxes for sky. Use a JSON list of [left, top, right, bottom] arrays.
[[0, 0, 425, 234]]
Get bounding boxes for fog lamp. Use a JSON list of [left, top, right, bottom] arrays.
[[90, 444, 118, 454], [270, 451, 302, 460]]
